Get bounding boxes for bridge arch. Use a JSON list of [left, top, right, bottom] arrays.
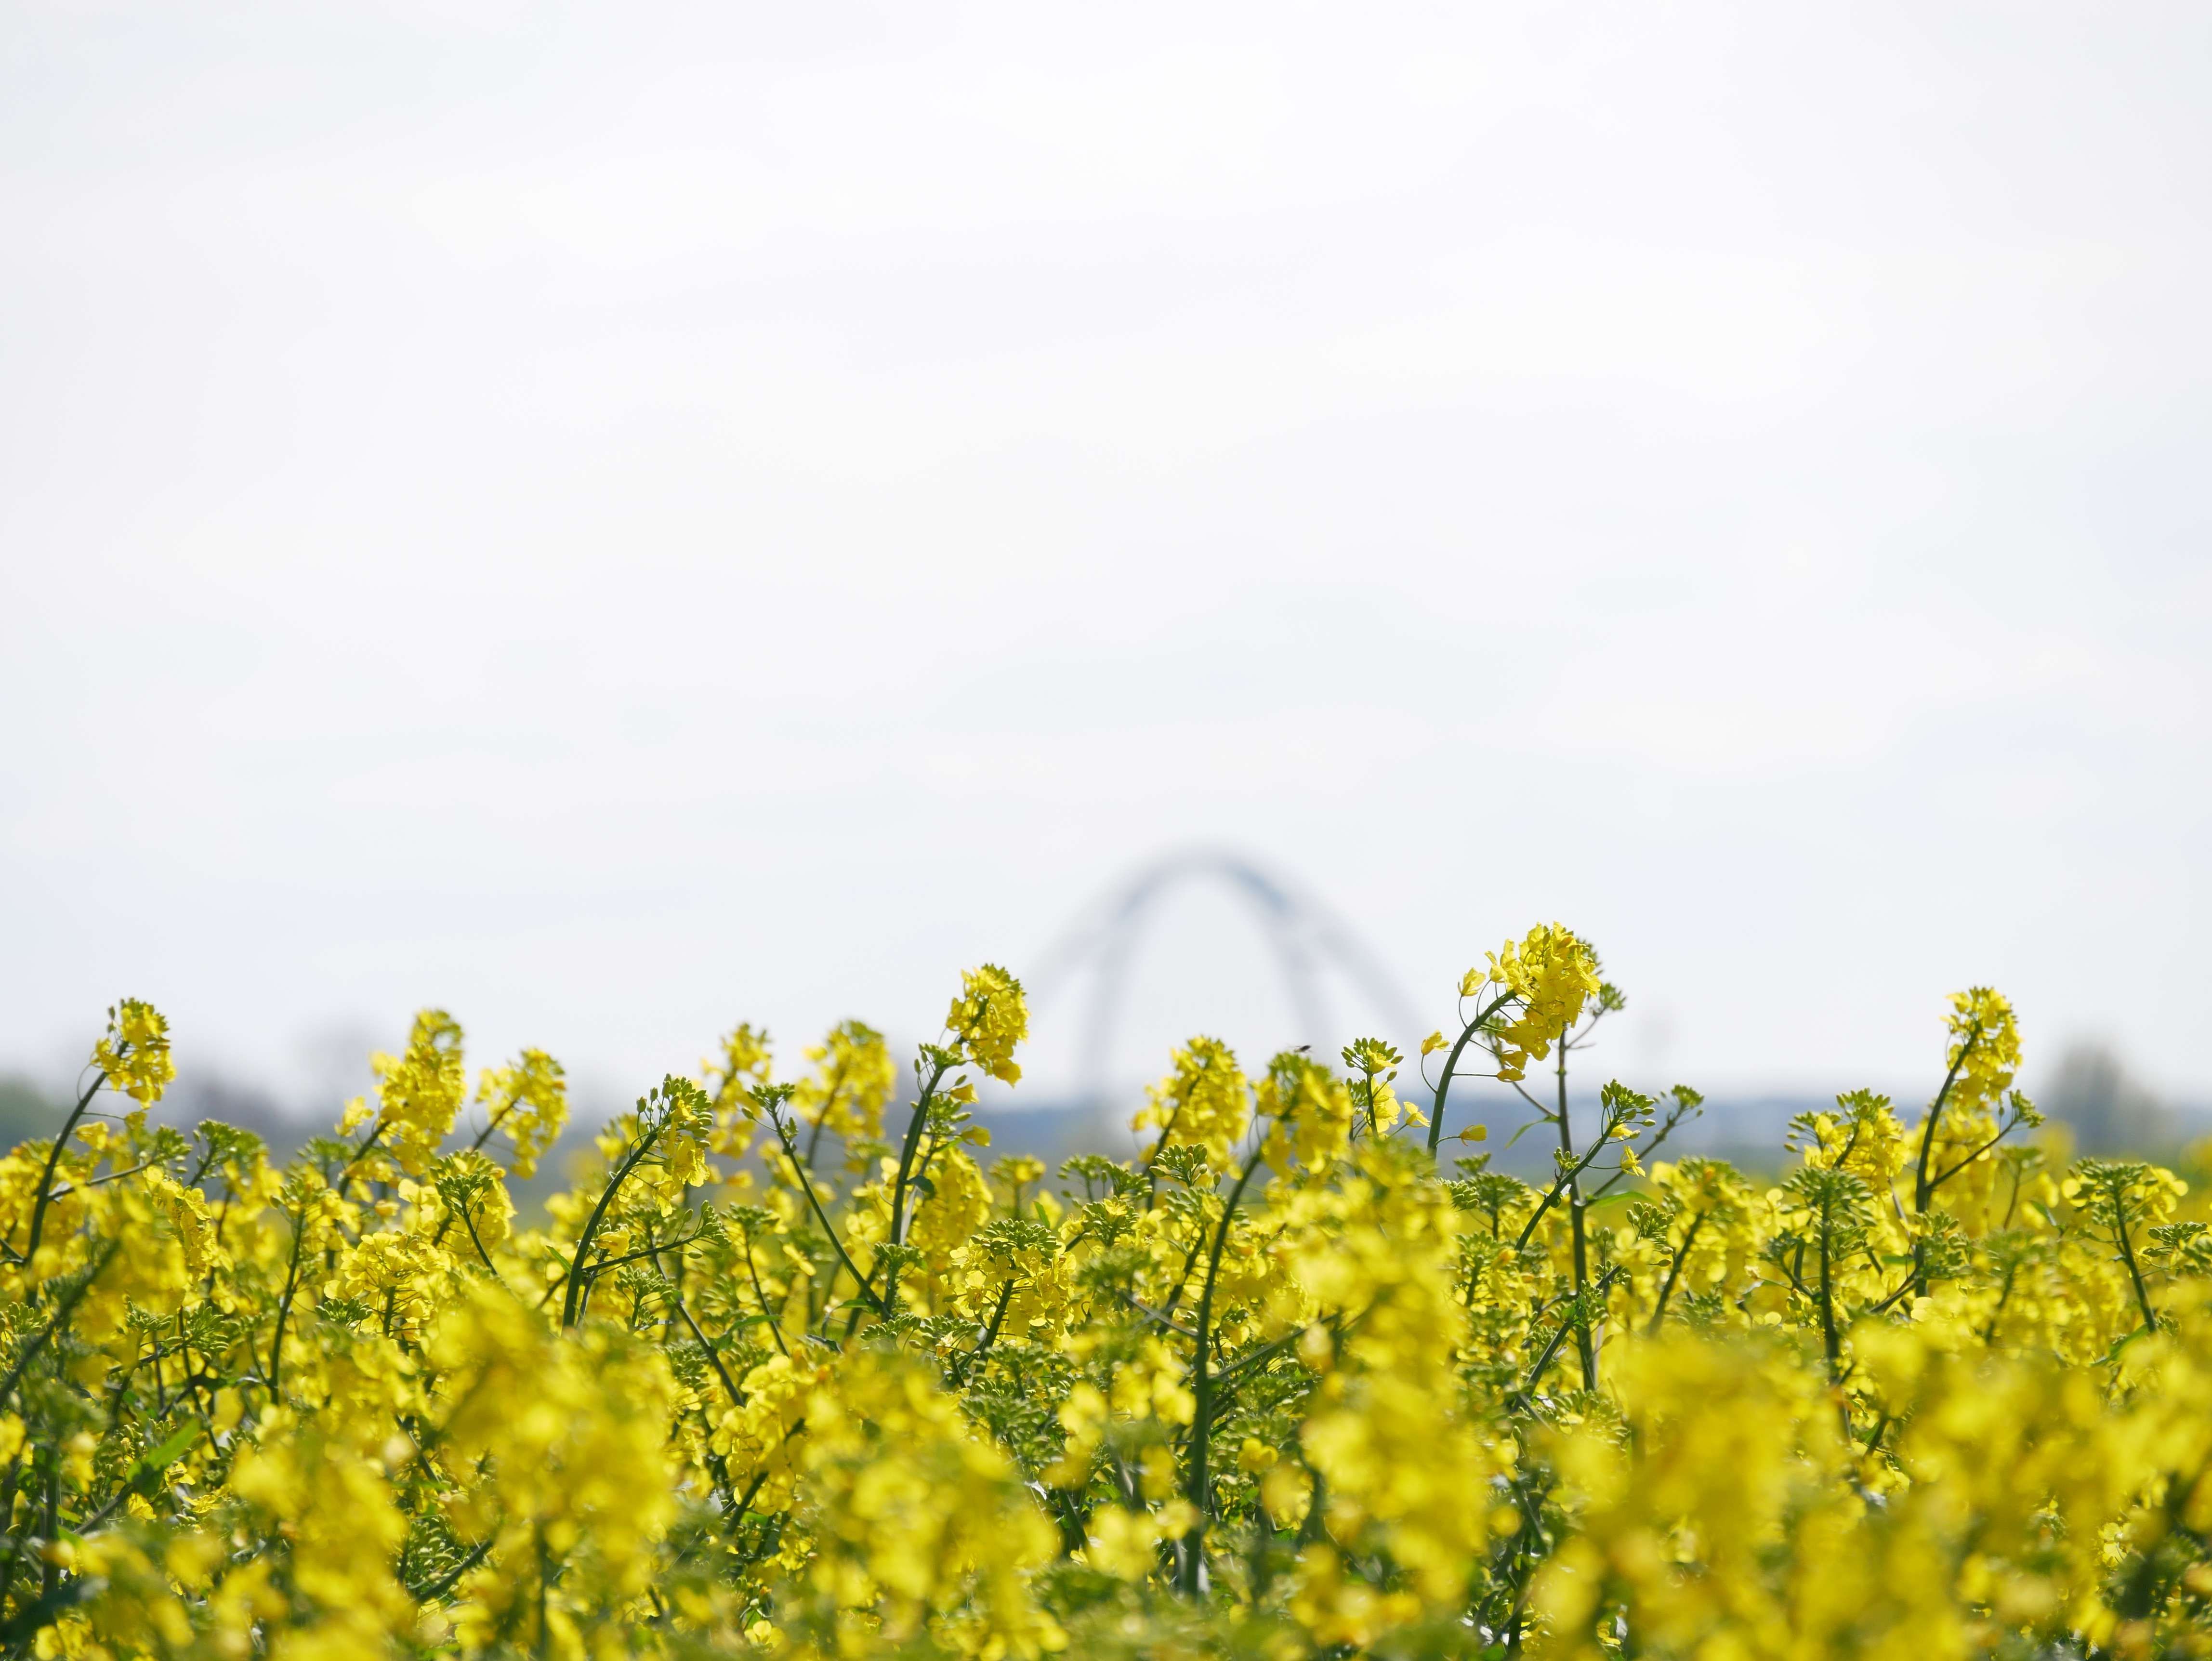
[[1025, 848, 1423, 1107]]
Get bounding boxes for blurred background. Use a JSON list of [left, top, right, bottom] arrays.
[[3, 3, 2207, 1162]]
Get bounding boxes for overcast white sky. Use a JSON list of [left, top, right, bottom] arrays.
[[3, 2, 2207, 1116]]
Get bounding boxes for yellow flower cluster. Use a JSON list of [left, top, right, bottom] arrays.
[[473, 1048, 568, 1180], [946, 963, 1027, 1085], [92, 998, 174, 1107], [1133, 1036, 1249, 1168], [1460, 922, 1605, 1082], [9, 936, 2212, 1659], [789, 1020, 896, 1169], [354, 1008, 468, 1177], [1948, 985, 2023, 1112]]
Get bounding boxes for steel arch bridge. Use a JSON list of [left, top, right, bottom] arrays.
[[1024, 848, 1424, 1108]]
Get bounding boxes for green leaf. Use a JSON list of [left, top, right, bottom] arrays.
[[143, 1425, 200, 1472]]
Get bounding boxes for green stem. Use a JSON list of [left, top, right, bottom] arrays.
[[560, 1120, 668, 1329], [2110, 1189, 2159, 1335], [674, 1297, 746, 1409], [1555, 1034, 1594, 1389], [768, 1110, 886, 1320], [21, 1076, 104, 1268], [1178, 1143, 1267, 1595], [0, 1240, 120, 1407], [886, 1055, 953, 1252], [266, 1195, 315, 1396], [459, 1204, 511, 1291], [410, 1536, 495, 1606], [1912, 1022, 1979, 1214], [1646, 1212, 1705, 1336], [1817, 1199, 1841, 1377], [1426, 993, 1514, 1155], [741, 1239, 791, 1356], [951, 1277, 1017, 1388]]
